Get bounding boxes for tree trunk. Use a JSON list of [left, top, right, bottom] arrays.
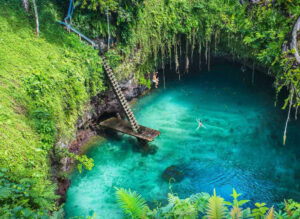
[[32, 0, 39, 37], [22, 0, 30, 13]]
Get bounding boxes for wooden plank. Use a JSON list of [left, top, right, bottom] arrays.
[[100, 117, 161, 142]]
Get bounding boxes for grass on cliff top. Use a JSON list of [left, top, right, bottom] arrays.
[[0, 0, 105, 214]]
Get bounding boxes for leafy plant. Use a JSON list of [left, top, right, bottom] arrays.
[[224, 189, 251, 219], [206, 189, 227, 219], [115, 187, 149, 218], [251, 203, 269, 219], [116, 188, 300, 219]]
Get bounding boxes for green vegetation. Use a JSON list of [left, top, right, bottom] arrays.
[[1, 0, 300, 217], [78, 0, 300, 127], [0, 0, 104, 216], [116, 188, 300, 219]]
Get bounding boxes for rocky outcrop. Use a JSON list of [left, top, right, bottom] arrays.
[[54, 77, 147, 205], [57, 177, 71, 205], [63, 78, 146, 149], [91, 77, 148, 123], [64, 78, 147, 162]]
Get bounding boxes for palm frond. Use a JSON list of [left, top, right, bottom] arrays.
[[115, 187, 148, 219], [206, 189, 227, 219]]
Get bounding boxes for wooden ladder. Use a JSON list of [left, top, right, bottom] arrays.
[[101, 55, 140, 133]]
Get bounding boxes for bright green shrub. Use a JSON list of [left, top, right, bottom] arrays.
[[0, 0, 105, 215]]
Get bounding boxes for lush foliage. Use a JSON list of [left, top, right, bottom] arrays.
[[78, 0, 300, 140], [116, 188, 300, 219], [116, 187, 149, 218], [78, 0, 300, 101], [0, 0, 105, 215], [1, 0, 300, 217]]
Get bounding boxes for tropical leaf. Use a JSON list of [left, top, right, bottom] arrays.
[[231, 189, 241, 200], [241, 208, 251, 218], [189, 192, 210, 213], [206, 189, 227, 219], [238, 200, 249, 207], [115, 187, 148, 219]]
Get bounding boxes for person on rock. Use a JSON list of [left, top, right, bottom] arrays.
[[152, 72, 159, 88]]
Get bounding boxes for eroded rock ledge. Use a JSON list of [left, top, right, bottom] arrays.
[[66, 78, 147, 168]]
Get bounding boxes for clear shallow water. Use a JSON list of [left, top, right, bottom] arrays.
[[65, 64, 300, 218]]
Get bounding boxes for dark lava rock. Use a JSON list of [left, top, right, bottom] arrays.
[[57, 177, 71, 205], [162, 165, 184, 183]]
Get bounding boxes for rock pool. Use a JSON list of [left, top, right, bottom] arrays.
[[65, 64, 300, 218]]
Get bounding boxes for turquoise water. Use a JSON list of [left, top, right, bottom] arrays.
[[65, 64, 300, 218]]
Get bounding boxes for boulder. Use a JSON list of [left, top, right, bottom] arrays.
[[162, 165, 184, 182]]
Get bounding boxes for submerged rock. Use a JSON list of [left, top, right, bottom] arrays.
[[162, 165, 184, 183], [133, 143, 158, 156]]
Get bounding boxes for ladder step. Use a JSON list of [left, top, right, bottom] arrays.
[[120, 100, 126, 105], [101, 56, 140, 132], [121, 100, 128, 106]]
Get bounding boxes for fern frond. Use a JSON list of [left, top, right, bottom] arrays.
[[189, 192, 210, 213], [168, 193, 180, 206], [206, 189, 226, 219], [115, 187, 148, 219], [265, 206, 275, 219], [229, 206, 242, 219]]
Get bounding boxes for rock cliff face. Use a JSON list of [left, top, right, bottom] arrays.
[[55, 78, 147, 204], [91, 78, 148, 123], [66, 78, 147, 167]]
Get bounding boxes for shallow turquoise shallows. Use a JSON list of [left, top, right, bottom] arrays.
[[65, 64, 300, 218]]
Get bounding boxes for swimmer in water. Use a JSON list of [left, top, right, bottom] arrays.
[[196, 119, 206, 130]]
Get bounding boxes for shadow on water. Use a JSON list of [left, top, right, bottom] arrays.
[[65, 61, 300, 218]]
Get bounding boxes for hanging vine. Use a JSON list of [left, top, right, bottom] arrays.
[[283, 88, 294, 146], [185, 37, 189, 73]]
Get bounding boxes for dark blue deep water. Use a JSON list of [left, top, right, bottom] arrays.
[[65, 64, 300, 218]]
